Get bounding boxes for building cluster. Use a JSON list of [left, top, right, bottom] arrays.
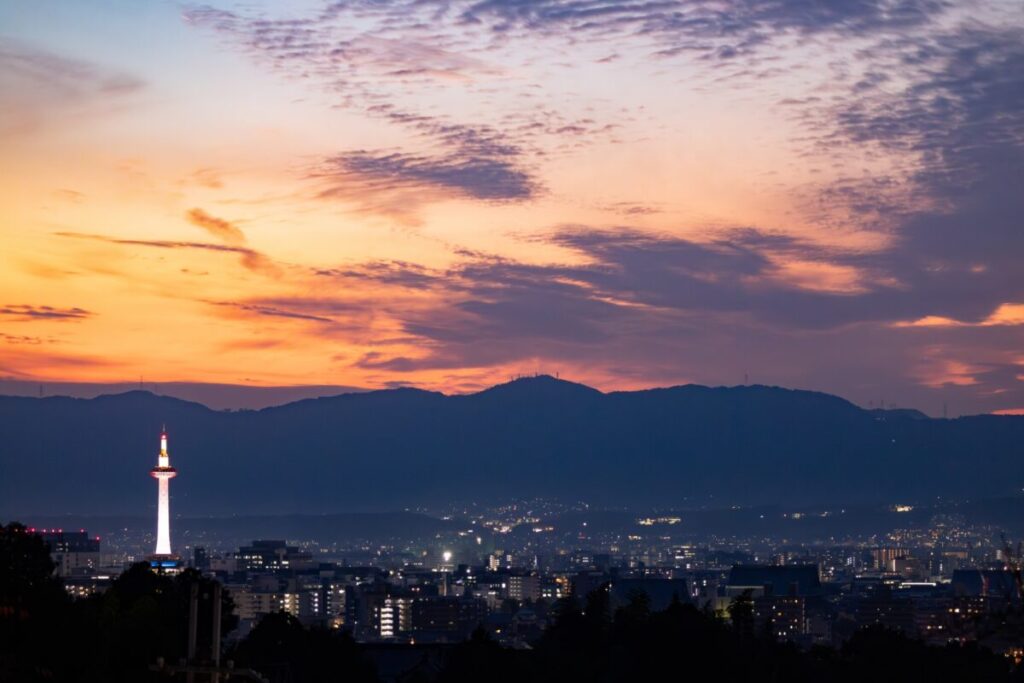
[[42, 530, 1022, 659], [36, 528, 120, 598], [196, 540, 553, 644], [709, 562, 1023, 652], [32, 433, 1022, 660]]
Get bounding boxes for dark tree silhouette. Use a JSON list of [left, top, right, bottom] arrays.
[[231, 611, 377, 683], [0, 522, 72, 681], [728, 588, 755, 640], [435, 627, 528, 683], [1, 523, 240, 683]]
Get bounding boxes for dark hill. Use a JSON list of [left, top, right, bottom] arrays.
[[1, 376, 1022, 515]]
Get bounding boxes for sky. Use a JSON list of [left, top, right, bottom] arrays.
[[1, 0, 1022, 416]]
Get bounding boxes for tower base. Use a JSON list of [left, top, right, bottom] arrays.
[[147, 554, 183, 574]]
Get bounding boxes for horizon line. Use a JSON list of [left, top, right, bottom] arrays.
[[1, 374, 1016, 418]]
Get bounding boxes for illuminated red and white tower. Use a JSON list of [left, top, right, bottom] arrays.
[[150, 428, 177, 556]]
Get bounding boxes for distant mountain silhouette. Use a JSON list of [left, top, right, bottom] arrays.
[[1, 376, 1022, 516], [0, 378, 366, 410]]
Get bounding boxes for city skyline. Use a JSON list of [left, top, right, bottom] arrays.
[[2, 1, 1023, 416]]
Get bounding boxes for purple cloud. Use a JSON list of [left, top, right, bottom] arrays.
[[0, 304, 92, 321]]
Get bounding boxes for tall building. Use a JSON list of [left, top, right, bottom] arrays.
[[508, 573, 541, 602], [40, 529, 100, 577], [193, 546, 209, 571], [150, 428, 177, 558], [235, 540, 314, 571], [411, 596, 488, 642], [753, 595, 806, 641], [871, 547, 909, 571], [726, 564, 822, 597]]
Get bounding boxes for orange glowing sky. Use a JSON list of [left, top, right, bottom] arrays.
[[2, 1, 1023, 415]]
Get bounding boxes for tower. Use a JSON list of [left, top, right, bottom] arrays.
[[150, 428, 177, 557]]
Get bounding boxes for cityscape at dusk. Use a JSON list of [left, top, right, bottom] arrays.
[[2, 1, 1024, 681]]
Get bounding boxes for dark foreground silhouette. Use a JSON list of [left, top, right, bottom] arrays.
[[2, 522, 1022, 682]]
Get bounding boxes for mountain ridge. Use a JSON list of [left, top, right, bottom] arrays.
[[1, 376, 1021, 516], [0, 379, 368, 410], [0, 376, 952, 416]]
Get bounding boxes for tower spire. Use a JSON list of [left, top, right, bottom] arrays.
[[159, 427, 168, 463]]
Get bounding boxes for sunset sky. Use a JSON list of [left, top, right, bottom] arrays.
[[2, 0, 1022, 415]]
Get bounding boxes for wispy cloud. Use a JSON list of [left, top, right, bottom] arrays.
[[255, 218, 1022, 411], [178, 0, 960, 226], [0, 347, 118, 378], [0, 40, 143, 135], [0, 332, 58, 345], [185, 208, 246, 244], [0, 304, 92, 321], [821, 26, 1024, 325], [317, 148, 537, 204], [183, 167, 224, 189], [181, 3, 645, 216], [211, 301, 335, 324], [228, 226, 888, 376], [896, 304, 1024, 329], [55, 231, 279, 276]]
